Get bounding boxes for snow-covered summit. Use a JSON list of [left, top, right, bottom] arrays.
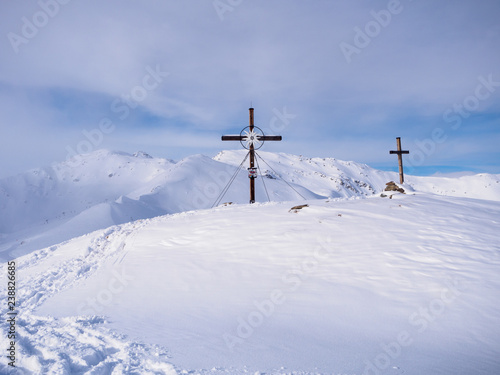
[[1, 149, 499, 261], [1, 149, 500, 374]]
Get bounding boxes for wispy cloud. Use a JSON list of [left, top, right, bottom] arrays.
[[0, 0, 499, 177]]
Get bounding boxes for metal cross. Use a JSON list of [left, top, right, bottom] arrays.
[[222, 108, 282, 203]]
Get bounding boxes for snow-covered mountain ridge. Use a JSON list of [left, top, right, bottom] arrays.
[[1, 149, 499, 260], [216, 150, 500, 201]]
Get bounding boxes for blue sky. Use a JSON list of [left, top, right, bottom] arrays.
[[0, 0, 499, 178]]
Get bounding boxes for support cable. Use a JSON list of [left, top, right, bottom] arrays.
[[254, 154, 270, 202], [254, 151, 307, 200], [211, 151, 250, 208]]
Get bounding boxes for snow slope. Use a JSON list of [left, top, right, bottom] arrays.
[[0, 149, 379, 260], [1, 192, 499, 374], [2, 149, 499, 263], [0, 150, 173, 259]]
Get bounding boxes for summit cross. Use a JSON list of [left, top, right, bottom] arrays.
[[389, 137, 410, 184], [221, 108, 282, 203]]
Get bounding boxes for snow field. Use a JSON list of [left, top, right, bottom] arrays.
[[1, 191, 499, 374]]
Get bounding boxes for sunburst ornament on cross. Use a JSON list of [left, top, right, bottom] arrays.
[[240, 127, 265, 150], [221, 108, 282, 203]]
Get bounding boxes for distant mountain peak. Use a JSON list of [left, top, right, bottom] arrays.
[[133, 151, 153, 159]]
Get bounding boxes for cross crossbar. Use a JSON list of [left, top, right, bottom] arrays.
[[221, 135, 243, 141], [221, 135, 282, 141]]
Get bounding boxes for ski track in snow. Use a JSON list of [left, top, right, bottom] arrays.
[[0, 212, 331, 374], [1, 221, 179, 375]]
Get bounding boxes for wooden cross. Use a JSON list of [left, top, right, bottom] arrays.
[[389, 137, 410, 184], [222, 108, 282, 203]]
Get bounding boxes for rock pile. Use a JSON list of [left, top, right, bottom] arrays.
[[385, 181, 405, 193]]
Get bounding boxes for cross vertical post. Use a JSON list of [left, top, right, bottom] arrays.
[[221, 107, 282, 204], [389, 137, 410, 184], [248, 108, 256, 203]]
